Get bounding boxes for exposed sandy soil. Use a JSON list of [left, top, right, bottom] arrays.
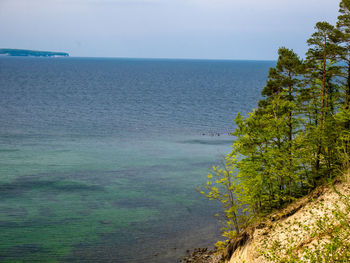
[[226, 175, 350, 263], [182, 175, 350, 263]]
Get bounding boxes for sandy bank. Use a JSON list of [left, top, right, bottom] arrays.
[[183, 174, 350, 263], [225, 175, 350, 263]]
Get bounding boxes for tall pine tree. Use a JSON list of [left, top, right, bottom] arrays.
[[305, 22, 342, 182], [337, 0, 350, 108]]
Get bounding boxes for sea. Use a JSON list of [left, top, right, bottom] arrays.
[[0, 57, 274, 262]]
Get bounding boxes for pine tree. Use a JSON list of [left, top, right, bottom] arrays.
[[336, 0, 350, 165], [259, 47, 303, 150], [337, 0, 350, 108], [305, 22, 343, 182], [257, 47, 305, 202], [229, 48, 305, 214], [200, 1, 350, 247]]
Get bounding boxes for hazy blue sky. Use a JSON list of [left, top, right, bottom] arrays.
[[0, 0, 340, 60]]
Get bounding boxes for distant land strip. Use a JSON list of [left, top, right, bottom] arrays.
[[0, 48, 69, 57]]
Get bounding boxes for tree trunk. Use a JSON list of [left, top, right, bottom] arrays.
[[315, 34, 327, 182]]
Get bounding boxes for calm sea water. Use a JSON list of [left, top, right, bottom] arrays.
[[0, 57, 274, 262]]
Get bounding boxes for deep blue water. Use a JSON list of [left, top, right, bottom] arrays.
[[0, 57, 274, 262]]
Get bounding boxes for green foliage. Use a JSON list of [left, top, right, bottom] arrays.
[[199, 155, 250, 248], [200, 0, 350, 252], [304, 21, 344, 182], [230, 48, 307, 214], [335, 107, 350, 172]]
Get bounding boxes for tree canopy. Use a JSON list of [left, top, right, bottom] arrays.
[[200, 0, 350, 247]]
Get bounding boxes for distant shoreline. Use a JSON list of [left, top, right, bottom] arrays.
[[0, 52, 278, 62], [0, 48, 69, 57]]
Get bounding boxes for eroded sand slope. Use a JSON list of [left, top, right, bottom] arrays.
[[226, 175, 350, 263]]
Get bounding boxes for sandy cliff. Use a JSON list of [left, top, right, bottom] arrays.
[[224, 175, 350, 263]]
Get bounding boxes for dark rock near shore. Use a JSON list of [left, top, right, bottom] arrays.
[[180, 248, 223, 263]]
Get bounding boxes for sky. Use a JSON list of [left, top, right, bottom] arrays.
[[0, 0, 340, 60]]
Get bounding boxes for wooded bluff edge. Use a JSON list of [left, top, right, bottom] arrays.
[[191, 0, 350, 262]]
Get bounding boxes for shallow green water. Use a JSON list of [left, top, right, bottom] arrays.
[[0, 57, 273, 262]]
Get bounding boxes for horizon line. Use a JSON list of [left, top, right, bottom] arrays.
[[1, 55, 277, 62]]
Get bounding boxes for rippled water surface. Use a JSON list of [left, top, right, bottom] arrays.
[[0, 57, 274, 262]]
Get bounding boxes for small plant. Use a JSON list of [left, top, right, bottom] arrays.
[[198, 154, 250, 250]]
